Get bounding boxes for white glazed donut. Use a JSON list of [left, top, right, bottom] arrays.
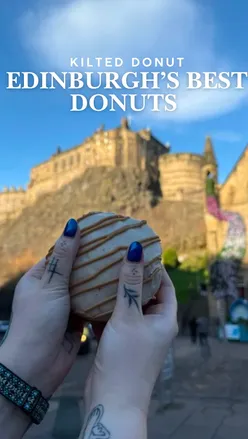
[[46, 212, 162, 322]]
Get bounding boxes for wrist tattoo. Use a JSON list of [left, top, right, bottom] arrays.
[[124, 284, 140, 311], [47, 257, 62, 283], [82, 404, 110, 439]]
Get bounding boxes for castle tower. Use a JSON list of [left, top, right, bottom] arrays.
[[121, 117, 129, 130], [202, 136, 218, 181], [159, 153, 205, 203]]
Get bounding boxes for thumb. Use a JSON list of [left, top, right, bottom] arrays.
[[41, 218, 80, 290], [112, 241, 144, 322], [21, 258, 46, 282]]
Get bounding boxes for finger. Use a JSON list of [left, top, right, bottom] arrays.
[[112, 241, 144, 322], [23, 258, 46, 281], [142, 296, 158, 314], [145, 267, 177, 319], [41, 218, 80, 290]]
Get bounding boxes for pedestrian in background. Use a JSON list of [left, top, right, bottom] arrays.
[[197, 316, 211, 358], [189, 316, 197, 344]]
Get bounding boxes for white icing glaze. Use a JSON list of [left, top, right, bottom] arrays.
[[47, 212, 162, 322]]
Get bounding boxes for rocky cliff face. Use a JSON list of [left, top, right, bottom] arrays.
[[0, 166, 206, 285]]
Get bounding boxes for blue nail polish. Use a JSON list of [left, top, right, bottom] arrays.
[[127, 242, 143, 262], [63, 218, 78, 237]]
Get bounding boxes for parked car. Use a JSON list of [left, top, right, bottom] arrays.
[[78, 324, 91, 355]]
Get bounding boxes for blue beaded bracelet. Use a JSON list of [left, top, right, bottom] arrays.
[[0, 363, 49, 425]]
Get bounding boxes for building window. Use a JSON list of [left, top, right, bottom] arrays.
[[77, 153, 81, 164], [54, 163, 58, 172], [62, 159, 66, 170]]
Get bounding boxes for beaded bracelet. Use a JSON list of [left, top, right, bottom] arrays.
[[0, 363, 49, 425]]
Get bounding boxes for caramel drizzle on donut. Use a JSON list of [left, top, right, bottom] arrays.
[[82, 267, 163, 319], [90, 312, 111, 322], [79, 214, 127, 238], [71, 253, 161, 289], [46, 213, 130, 257], [73, 236, 160, 270], [45, 213, 161, 318], [45, 214, 160, 288], [77, 220, 147, 256], [70, 266, 162, 298], [77, 211, 103, 223], [83, 293, 117, 312], [78, 261, 162, 314]]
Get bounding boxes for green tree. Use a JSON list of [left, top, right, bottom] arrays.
[[162, 248, 178, 268], [180, 253, 208, 272]]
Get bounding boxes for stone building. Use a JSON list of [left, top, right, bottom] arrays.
[[0, 186, 26, 224], [159, 136, 218, 204], [1, 118, 247, 273], [0, 118, 169, 220], [26, 117, 169, 203], [0, 119, 217, 224]]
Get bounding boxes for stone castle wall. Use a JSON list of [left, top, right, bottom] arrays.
[[1, 120, 228, 241], [27, 129, 117, 203], [0, 188, 26, 224], [0, 120, 165, 223], [159, 153, 205, 203], [0, 132, 215, 224]]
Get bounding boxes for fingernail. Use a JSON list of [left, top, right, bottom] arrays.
[[127, 241, 143, 262], [63, 218, 78, 237]]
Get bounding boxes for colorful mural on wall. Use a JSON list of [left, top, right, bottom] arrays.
[[206, 172, 246, 300]]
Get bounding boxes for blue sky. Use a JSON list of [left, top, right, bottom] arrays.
[[1, 0, 248, 189]]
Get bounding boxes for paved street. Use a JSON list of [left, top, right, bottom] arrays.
[[25, 337, 248, 439]]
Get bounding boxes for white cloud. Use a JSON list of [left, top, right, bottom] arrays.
[[212, 131, 244, 143], [143, 86, 248, 123], [19, 0, 248, 122]]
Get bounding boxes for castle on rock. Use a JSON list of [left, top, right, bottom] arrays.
[[0, 118, 215, 219], [1, 118, 247, 262]]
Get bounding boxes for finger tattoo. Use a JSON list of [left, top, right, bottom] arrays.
[[47, 257, 62, 283], [124, 284, 140, 311], [131, 267, 139, 276]]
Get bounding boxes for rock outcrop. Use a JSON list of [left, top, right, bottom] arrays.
[[0, 166, 206, 286]]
